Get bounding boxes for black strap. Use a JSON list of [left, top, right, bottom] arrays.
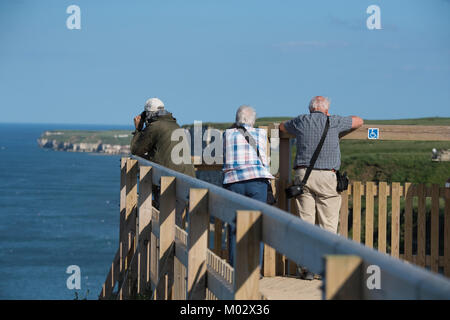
[[299, 116, 330, 187], [233, 124, 264, 165]]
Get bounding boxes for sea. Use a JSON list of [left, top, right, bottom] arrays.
[[0, 123, 135, 300]]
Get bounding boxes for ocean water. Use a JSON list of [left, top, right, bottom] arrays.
[[0, 123, 133, 300]]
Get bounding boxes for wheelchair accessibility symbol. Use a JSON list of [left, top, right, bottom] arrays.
[[368, 128, 379, 140]]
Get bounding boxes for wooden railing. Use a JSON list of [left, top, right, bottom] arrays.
[[339, 182, 450, 275], [100, 156, 450, 300]]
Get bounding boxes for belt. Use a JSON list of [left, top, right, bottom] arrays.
[[295, 165, 336, 172]]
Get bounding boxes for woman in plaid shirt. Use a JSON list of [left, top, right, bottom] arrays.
[[222, 105, 274, 267]]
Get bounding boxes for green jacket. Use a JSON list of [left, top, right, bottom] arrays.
[[130, 113, 196, 177]]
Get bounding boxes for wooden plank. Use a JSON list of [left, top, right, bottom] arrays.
[[125, 159, 138, 272], [119, 158, 127, 280], [399, 254, 445, 267], [352, 181, 362, 243], [156, 176, 176, 300], [187, 188, 209, 300], [404, 183, 413, 263], [137, 166, 153, 295], [339, 189, 349, 237], [341, 125, 450, 141], [444, 185, 450, 277], [417, 184, 426, 268], [430, 184, 440, 273], [365, 182, 375, 248], [378, 182, 387, 253], [100, 249, 120, 299], [263, 243, 276, 277], [288, 198, 298, 275], [234, 210, 262, 300], [391, 182, 401, 258], [206, 267, 234, 300], [214, 218, 223, 257], [323, 255, 363, 300], [276, 136, 291, 276], [280, 124, 450, 141], [150, 230, 158, 295]]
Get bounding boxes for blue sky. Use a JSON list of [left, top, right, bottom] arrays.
[[0, 0, 449, 126]]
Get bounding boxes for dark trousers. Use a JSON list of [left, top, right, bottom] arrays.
[[223, 178, 267, 267]]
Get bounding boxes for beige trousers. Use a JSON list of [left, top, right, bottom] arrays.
[[293, 168, 341, 233]]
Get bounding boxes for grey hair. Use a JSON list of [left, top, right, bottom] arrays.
[[235, 105, 256, 126], [309, 96, 331, 112]]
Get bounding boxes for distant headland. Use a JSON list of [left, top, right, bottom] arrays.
[[37, 130, 131, 155]]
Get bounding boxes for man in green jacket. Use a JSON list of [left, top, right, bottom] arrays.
[[130, 97, 195, 178]]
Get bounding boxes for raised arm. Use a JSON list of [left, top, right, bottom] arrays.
[[351, 116, 364, 129], [339, 116, 364, 138]]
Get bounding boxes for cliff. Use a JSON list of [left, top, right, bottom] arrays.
[[37, 130, 131, 155]]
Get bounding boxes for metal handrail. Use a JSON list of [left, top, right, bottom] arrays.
[[131, 155, 450, 299]]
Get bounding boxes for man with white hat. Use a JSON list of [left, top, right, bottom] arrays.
[[131, 97, 195, 179]]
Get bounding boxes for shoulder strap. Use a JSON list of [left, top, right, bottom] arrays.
[[235, 125, 264, 164], [300, 116, 330, 186]]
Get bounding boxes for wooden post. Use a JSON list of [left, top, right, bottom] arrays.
[[444, 184, 450, 277], [404, 183, 413, 262], [430, 184, 440, 273], [391, 182, 401, 258], [417, 184, 426, 267], [119, 158, 127, 282], [365, 182, 375, 248], [339, 189, 349, 237], [234, 210, 262, 300], [352, 181, 361, 243], [187, 188, 209, 300], [149, 209, 159, 299], [277, 135, 291, 275], [214, 218, 223, 258], [137, 166, 153, 295], [157, 176, 176, 299], [323, 255, 364, 300], [118, 158, 138, 298], [125, 158, 138, 266], [378, 182, 387, 253], [263, 125, 277, 277]]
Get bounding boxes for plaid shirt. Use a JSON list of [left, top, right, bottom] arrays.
[[222, 125, 274, 184], [283, 111, 353, 170]]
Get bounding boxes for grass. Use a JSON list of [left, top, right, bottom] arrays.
[[340, 140, 450, 185]]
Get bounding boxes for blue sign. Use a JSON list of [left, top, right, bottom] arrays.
[[368, 128, 379, 140]]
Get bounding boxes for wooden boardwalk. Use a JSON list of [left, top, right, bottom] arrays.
[[260, 277, 322, 300]]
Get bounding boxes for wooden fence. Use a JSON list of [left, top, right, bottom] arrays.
[[339, 182, 450, 275], [99, 156, 450, 300]]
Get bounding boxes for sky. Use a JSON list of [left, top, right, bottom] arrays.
[[0, 0, 449, 126]]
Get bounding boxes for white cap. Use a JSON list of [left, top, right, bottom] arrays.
[[144, 98, 165, 112]]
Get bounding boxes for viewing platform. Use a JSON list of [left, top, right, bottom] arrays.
[[99, 124, 450, 300]]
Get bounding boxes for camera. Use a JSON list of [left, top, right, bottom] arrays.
[[285, 184, 304, 199], [136, 111, 147, 132]]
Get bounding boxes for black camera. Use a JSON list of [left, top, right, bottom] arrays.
[[285, 184, 304, 199], [136, 111, 147, 132]]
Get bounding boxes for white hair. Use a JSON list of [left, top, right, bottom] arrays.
[[309, 96, 330, 112], [236, 105, 256, 126]]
